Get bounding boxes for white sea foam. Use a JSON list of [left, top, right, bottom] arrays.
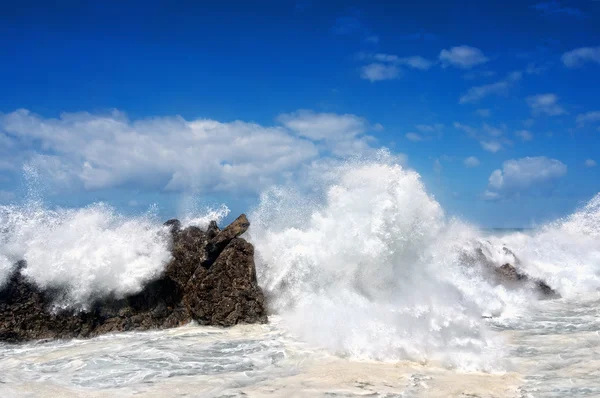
[[248, 155, 510, 369], [488, 193, 600, 298], [0, 200, 172, 308], [248, 153, 600, 369]]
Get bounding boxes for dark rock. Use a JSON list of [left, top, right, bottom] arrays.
[[206, 220, 220, 239], [204, 214, 250, 267], [0, 214, 267, 342], [164, 219, 182, 235], [184, 237, 267, 326], [467, 243, 559, 298], [496, 263, 527, 283]]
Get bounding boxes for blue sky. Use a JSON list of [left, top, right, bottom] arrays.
[[1, 0, 599, 227]]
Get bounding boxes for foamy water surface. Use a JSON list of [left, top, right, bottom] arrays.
[[0, 300, 599, 397]]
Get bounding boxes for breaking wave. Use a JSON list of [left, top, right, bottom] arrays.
[[248, 153, 600, 369], [1, 153, 599, 370]]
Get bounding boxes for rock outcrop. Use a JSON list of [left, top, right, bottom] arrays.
[[0, 214, 267, 343], [467, 243, 559, 298]]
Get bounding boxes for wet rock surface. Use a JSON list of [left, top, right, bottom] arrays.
[[469, 243, 560, 298], [0, 214, 267, 342]]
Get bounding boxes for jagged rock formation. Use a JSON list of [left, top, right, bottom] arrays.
[[466, 243, 559, 298], [0, 214, 267, 342]]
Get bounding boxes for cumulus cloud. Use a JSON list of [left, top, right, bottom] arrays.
[[576, 111, 600, 126], [358, 53, 434, 82], [483, 123, 503, 137], [0, 109, 385, 195], [480, 141, 503, 153], [453, 122, 478, 137], [515, 130, 533, 142], [405, 132, 422, 142], [526, 94, 566, 116], [585, 159, 597, 168], [277, 110, 369, 141], [360, 63, 401, 82], [454, 122, 509, 152], [484, 156, 567, 199], [397, 56, 434, 70], [464, 156, 480, 168], [459, 72, 521, 104], [371, 53, 435, 70], [562, 46, 600, 68], [439, 46, 488, 69], [482, 190, 500, 201]]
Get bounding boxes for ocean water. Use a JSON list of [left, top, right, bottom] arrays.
[[1, 155, 599, 397]]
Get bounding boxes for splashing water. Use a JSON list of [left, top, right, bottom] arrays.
[[248, 156, 600, 369], [248, 158, 507, 369], [487, 193, 600, 298], [1, 155, 599, 383], [0, 201, 172, 308]]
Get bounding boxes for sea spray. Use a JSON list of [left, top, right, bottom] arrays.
[[488, 193, 600, 298], [1, 154, 598, 372], [248, 156, 508, 369], [0, 201, 172, 308]]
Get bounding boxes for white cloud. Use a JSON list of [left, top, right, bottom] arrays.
[[278, 110, 369, 141], [562, 46, 600, 68], [476, 109, 491, 117], [515, 130, 533, 141], [480, 141, 503, 153], [358, 53, 433, 82], [484, 156, 567, 199], [459, 72, 521, 104], [585, 159, 597, 168], [526, 93, 566, 116], [453, 122, 478, 137], [398, 56, 434, 70], [482, 190, 500, 201], [576, 111, 600, 126], [1, 109, 384, 194], [372, 53, 434, 70], [455, 122, 509, 151], [405, 132, 422, 142], [439, 45, 489, 69], [360, 63, 400, 82], [368, 53, 434, 71], [483, 123, 503, 137], [371, 53, 398, 63], [464, 156, 480, 167]]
